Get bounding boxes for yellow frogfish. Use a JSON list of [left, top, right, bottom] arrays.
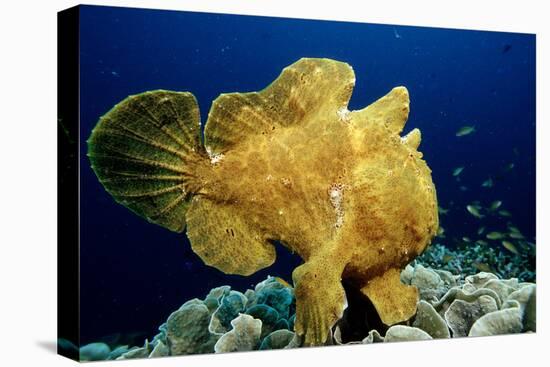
[[87, 58, 439, 346]]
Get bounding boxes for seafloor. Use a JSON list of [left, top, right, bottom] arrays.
[[71, 244, 536, 361]]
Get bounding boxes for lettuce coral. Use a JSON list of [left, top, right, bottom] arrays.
[[89, 269, 535, 361], [214, 314, 262, 353]]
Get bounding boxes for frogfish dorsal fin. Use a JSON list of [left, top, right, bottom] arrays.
[[351, 86, 410, 134], [185, 197, 276, 276], [204, 58, 356, 155], [402, 128, 422, 149]]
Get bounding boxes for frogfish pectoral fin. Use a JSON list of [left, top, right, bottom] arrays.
[[360, 268, 418, 325], [292, 261, 347, 346], [185, 197, 276, 276]]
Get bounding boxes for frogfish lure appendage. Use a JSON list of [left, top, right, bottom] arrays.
[[87, 58, 439, 346]]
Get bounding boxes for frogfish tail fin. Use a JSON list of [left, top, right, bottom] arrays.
[[87, 90, 210, 233]]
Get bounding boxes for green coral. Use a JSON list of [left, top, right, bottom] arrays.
[[417, 242, 535, 282], [82, 269, 535, 361], [214, 314, 262, 353], [259, 330, 296, 350], [166, 301, 219, 355]]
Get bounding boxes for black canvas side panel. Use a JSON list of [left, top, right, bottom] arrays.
[[57, 5, 80, 361]]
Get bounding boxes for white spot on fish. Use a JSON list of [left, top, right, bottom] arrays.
[[210, 152, 224, 165], [337, 107, 350, 123], [329, 183, 345, 228], [206, 146, 224, 165]]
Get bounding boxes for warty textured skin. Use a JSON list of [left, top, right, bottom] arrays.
[[88, 58, 439, 346]]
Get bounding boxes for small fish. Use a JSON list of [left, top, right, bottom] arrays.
[[507, 225, 521, 233], [462, 236, 472, 243], [473, 262, 493, 273], [486, 231, 505, 240], [442, 254, 454, 264], [456, 126, 475, 137], [503, 163, 515, 172], [481, 178, 494, 188], [274, 276, 292, 288], [509, 232, 525, 240], [475, 239, 489, 246], [436, 226, 446, 238], [501, 240, 519, 255], [489, 200, 502, 211], [452, 167, 464, 176], [438, 206, 449, 215], [498, 210, 512, 217], [477, 226, 486, 235], [467, 205, 484, 218], [459, 185, 468, 192]]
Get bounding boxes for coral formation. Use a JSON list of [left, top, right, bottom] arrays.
[[78, 267, 534, 361], [412, 300, 450, 339], [109, 276, 296, 359], [209, 291, 247, 335], [259, 329, 295, 350], [214, 314, 262, 353], [417, 242, 535, 282], [362, 329, 384, 344], [88, 58, 439, 345], [444, 296, 498, 337], [79, 342, 110, 361], [384, 325, 433, 342], [165, 300, 218, 354], [468, 308, 523, 336]]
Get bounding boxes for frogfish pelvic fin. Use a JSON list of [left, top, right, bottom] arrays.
[[87, 58, 439, 346]]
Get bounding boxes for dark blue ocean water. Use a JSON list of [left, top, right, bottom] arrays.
[[78, 5, 535, 344]]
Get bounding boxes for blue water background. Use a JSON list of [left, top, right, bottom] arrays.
[[78, 5, 535, 344]]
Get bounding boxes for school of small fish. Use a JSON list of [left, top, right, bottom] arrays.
[[434, 123, 533, 262]]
